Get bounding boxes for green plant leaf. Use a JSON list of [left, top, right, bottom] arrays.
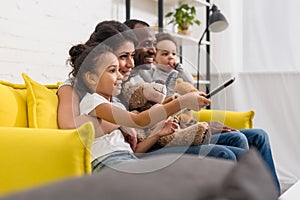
[[164, 3, 201, 30], [165, 12, 173, 18]]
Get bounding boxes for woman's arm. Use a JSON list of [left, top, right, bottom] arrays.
[[57, 85, 106, 137], [57, 85, 80, 129]]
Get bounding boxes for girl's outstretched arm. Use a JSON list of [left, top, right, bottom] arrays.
[[93, 92, 211, 128]]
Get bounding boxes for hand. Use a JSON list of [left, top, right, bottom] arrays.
[[208, 121, 239, 134], [169, 60, 177, 69], [157, 118, 179, 137], [177, 92, 211, 111], [120, 126, 138, 151]]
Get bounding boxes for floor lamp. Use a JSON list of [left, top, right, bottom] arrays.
[[196, 4, 229, 90]]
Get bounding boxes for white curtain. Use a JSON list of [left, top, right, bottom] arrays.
[[210, 0, 300, 191]]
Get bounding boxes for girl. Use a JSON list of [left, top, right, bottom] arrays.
[[71, 43, 209, 170]]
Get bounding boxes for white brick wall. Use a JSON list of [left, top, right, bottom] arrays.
[[0, 0, 128, 84], [0, 0, 182, 84]]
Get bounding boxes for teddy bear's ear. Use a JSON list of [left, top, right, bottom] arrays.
[[173, 78, 199, 95], [176, 78, 184, 85]]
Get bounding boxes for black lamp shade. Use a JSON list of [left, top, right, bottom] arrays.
[[208, 5, 229, 32]]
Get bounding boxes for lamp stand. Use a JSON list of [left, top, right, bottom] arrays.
[[196, 27, 208, 90]]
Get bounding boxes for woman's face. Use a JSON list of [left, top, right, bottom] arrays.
[[114, 40, 135, 81]]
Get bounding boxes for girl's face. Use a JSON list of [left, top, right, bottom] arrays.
[[114, 41, 135, 81], [94, 52, 123, 99], [154, 40, 178, 72]]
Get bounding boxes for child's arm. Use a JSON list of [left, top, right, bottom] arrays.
[[93, 92, 211, 128], [134, 118, 179, 153]]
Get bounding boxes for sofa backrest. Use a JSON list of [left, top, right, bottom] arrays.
[[0, 81, 28, 127], [0, 78, 60, 128], [193, 109, 255, 129]]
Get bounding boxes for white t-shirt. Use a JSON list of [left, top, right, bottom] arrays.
[[80, 93, 133, 161]]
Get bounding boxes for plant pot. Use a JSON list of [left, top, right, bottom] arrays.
[[178, 29, 191, 36]]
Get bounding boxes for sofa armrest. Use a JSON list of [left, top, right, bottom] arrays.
[[193, 109, 255, 129], [0, 122, 94, 196]]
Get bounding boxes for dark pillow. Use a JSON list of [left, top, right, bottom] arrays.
[[216, 148, 278, 200]]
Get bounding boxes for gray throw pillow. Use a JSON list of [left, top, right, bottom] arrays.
[[216, 148, 278, 200], [0, 149, 278, 200]]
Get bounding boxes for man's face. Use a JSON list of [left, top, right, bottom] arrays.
[[133, 27, 157, 70]]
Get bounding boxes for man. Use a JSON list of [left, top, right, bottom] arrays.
[[124, 19, 281, 193], [124, 19, 155, 83]]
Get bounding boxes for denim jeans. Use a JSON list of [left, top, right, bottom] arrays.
[[212, 129, 280, 193], [146, 128, 280, 193], [240, 128, 280, 193], [144, 144, 246, 161], [211, 131, 249, 150], [92, 151, 138, 172]]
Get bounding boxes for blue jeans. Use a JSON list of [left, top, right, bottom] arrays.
[[92, 151, 138, 172], [212, 129, 280, 193], [211, 132, 249, 150], [143, 144, 246, 161], [240, 129, 280, 193]]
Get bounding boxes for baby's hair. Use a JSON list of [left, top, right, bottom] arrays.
[[155, 32, 178, 48], [71, 44, 114, 99]]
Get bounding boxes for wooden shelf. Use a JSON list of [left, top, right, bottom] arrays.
[[183, 0, 210, 7], [167, 31, 210, 46]]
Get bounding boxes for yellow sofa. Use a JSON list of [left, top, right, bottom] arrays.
[[0, 73, 94, 196], [0, 73, 254, 196]]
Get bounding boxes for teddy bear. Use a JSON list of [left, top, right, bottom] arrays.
[[123, 79, 210, 148], [163, 78, 206, 127]]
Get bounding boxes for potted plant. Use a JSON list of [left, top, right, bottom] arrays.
[[165, 4, 201, 35]]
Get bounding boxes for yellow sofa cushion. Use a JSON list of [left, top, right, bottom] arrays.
[[0, 81, 28, 127], [22, 73, 60, 129], [193, 109, 255, 129], [0, 122, 94, 196]]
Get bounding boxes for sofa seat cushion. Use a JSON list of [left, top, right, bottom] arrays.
[[193, 109, 255, 129], [0, 81, 27, 127], [0, 122, 94, 196]]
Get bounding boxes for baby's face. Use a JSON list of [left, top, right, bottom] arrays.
[[155, 40, 178, 72]]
